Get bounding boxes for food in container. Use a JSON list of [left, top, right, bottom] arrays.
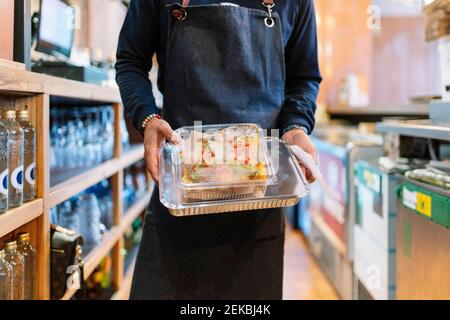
[[159, 125, 309, 217], [174, 124, 274, 202]]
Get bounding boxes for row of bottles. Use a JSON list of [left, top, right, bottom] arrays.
[[0, 232, 37, 300], [0, 110, 36, 214]]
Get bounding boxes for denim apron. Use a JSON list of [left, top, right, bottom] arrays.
[[131, 0, 287, 300]]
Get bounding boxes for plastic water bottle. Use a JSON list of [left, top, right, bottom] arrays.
[[3, 241, 25, 300], [2, 111, 24, 209], [0, 120, 8, 214], [17, 233, 37, 300], [0, 249, 13, 300], [16, 111, 36, 202]]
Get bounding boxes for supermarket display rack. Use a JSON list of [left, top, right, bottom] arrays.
[[0, 59, 151, 300]]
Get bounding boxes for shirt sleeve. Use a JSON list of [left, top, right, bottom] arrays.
[[115, 0, 160, 133], [277, 0, 322, 135]]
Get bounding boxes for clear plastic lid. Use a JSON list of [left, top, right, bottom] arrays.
[[172, 124, 275, 190], [159, 136, 309, 215]]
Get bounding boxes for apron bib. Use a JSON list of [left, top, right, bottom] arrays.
[[131, 0, 286, 300], [163, 0, 286, 129]]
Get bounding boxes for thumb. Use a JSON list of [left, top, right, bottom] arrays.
[[158, 121, 182, 144]]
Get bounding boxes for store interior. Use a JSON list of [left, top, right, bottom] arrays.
[[0, 0, 449, 300]]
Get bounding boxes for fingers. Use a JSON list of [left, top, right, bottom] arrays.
[[299, 163, 316, 184], [145, 144, 160, 183], [158, 121, 177, 144], [143, 119, 177, 183], [305, 168, 316, 183]]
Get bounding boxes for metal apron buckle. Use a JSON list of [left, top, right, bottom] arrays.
[[172, 7, 187, 21], [262, 1, 275, 28]]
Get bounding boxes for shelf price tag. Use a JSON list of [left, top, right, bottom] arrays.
[[416, 192, 432, 218], [403, 187, 417, 211], [362, 169, 381, 194]]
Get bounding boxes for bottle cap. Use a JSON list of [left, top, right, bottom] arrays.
[[3, 110, 16, 119], [4, 241, 17, 251], [17, 232, 30, 243], [16, 110, 30, 120]]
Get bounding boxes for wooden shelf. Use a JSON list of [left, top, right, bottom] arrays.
[[120, 145, 145, 169], [83, 228, 122, 279], [49, 146, 145, 208], [0, 59, 26, 71], [119, 191, 152, 235], [49, 159, 121, 208], [0, 199, 44, 238], [0, 64, 120, 103], [60, 192, 151, 300], [111, 255, 137, 300]]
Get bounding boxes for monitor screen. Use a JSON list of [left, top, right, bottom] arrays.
[[36, 0, 75, 58]]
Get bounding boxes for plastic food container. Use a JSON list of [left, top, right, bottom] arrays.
[[159, 124, 309, 217], [174, 124, 274, 203]]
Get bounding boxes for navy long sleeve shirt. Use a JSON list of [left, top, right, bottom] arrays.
[[116, 0, 322, 134]]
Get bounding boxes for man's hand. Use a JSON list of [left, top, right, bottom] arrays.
[[282, 129, 318, 183], [143, 118, 180, 183]]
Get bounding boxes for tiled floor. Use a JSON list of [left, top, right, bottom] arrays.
[[283, 225, 339, 300]]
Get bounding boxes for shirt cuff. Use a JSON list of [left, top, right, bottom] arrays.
[[132, 107, 160, 136], [281, 122, 311, 136]]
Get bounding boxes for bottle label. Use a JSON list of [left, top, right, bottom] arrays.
[[11, 165, 24, 191], [0, 169, 8, 196], [25, 162, 36, 186]]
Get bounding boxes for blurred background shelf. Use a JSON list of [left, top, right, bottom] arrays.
[[327, 104, 429, 116], [60, 192, 151, 300], [49, 145, 145, 208], [377, 120, 450, 141], [0, 64, 121, 102], [111, 254, 137, 300], [120, 192, 152, 234], [49, 158, 123, 207], [120, 145, 145, 169]]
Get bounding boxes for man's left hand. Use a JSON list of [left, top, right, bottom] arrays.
[[282, 129, 318, 183]]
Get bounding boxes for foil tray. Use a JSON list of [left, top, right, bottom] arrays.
[[159, 137, 309, 217]]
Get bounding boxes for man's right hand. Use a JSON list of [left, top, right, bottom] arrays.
[[143, 118, 180, 183]]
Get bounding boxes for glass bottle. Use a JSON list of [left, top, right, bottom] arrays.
[[16, 233, 37, 300], [16, 111, 36, 202], [4, 241, 25, 300], [76, 194, 101, 255], [2, 111, 24, 208], [0, 119, 9, 214], [0, 249, 13, 300], [59, 199, 80, 233]]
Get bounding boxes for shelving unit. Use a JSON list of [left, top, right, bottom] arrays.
[[0, 62, 150, 300]]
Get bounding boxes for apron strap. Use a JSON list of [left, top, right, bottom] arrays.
[[180, 0, 274, 8], [173, 0, 276, 27]]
